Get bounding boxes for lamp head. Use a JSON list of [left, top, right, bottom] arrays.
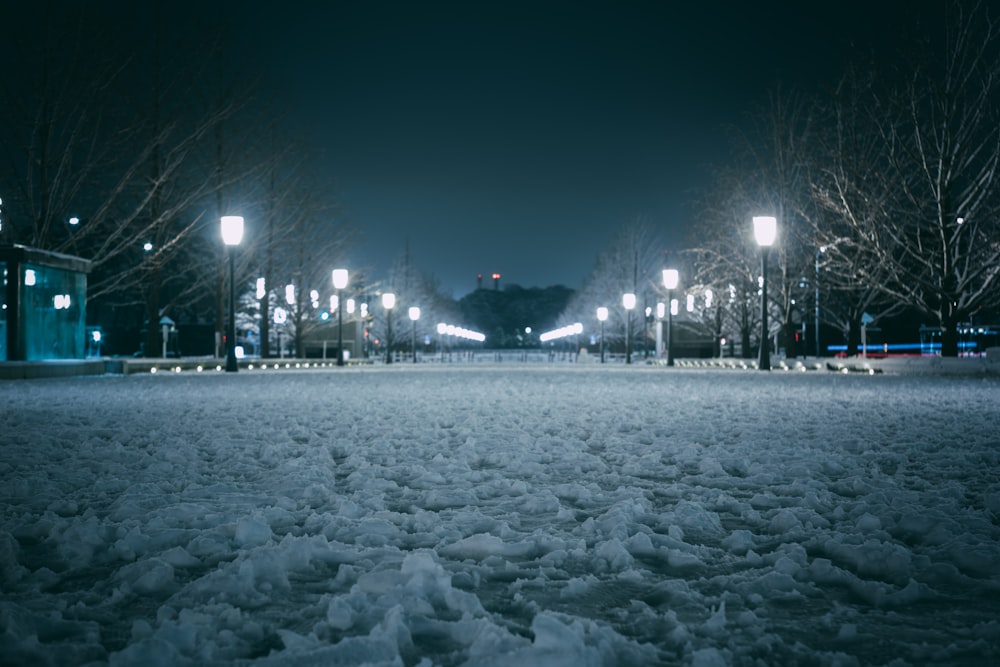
[[332, 269, 349, 290], [753, 216, 777, 247], [221, 216, 244, 246]]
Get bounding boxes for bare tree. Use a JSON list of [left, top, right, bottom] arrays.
[[0, 6, 258, 355], [863, 1, 1000, 356], [809, 68, 908, 356], [560, 217, 668, 354], [729, 89, 819, 359], [686, 176, 766, 359]]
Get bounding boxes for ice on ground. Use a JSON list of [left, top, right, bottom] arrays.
[[1, 365, 999, 665]]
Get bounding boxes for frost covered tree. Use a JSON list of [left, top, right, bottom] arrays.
[[855, 1, 1000, 356], [809, 69, 908, 356], [560, 218, 668, 355]]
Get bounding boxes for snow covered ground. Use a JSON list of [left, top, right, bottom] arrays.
[[1, 365, 998, 666]]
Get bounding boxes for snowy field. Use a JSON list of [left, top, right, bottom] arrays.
[[1, 365, 999, 666]]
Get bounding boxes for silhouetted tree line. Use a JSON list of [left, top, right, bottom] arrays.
[[459, 285, 574, 348]]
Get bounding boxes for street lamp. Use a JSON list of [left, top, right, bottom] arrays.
[[814, 246, 827, 359], [596, 307, 608, 363], [382, 292, 395, 364], [623, 293, 636, 364], [753, 215, 778, 371], [221, 215, 244, 372], [408, 306, 420, 363], [332, 269, 349, 366], [662, 269, 679, 367]]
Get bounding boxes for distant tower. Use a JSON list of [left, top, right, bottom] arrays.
[[492, 272, 501, 290], [477, 273, 483, 290]]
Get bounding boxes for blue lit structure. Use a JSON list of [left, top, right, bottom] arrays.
[[827, 324, 999, 357], [1, 245, 91, 361]]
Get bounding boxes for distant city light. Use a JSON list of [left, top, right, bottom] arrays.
[[437, 322, 486, 342], [539, 322, 583, 342]]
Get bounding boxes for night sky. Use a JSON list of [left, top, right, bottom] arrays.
[[17, 1, 927, 297]]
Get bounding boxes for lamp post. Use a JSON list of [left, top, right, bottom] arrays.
[[332, 269, 349, 366], [597, 307, 608, 363], [623, 293, 636, 364], [655, 302, 665, 357], [221, 215, 244, 372], [753, 216, 777, 371], [382, 292, 395, 364], [662, 269, 679, 366], [814, 246, 826, 359], [408, 306, 420, 363]]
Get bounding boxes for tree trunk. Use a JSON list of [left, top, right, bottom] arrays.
[[940, 316, 960, 357], [846, 319, 862, 358], [145, 267, 161, 358], [783, 319, 798, 359]]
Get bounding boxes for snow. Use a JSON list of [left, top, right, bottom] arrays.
[[1, 365, 999, 666]]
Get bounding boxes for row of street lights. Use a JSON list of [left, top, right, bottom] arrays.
[[375, 293, 421, 365], [592, 216, 776, 369], [596, 267, 679, 366], [223, 214, 778, 372]]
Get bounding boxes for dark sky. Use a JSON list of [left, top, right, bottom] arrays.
[[16, 1, 926, 297]]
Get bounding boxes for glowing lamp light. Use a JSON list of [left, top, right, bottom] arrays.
[[332, 269, 349, 290], [753, 215, 777, 371], [753, 215, 777, 247], [539, 322, 584, 342], [25, 269, 37, 286], [409, 306, 421, 321], [256, 278, 266, 300], [382, 292, 396, 310], [662, 269, 679, 290], [220, 215, 244, 246], [656, 302, 665, 319], [347, 299, 356, 314], [597, 307, 608, 322], [622, 293, 636, 310]]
